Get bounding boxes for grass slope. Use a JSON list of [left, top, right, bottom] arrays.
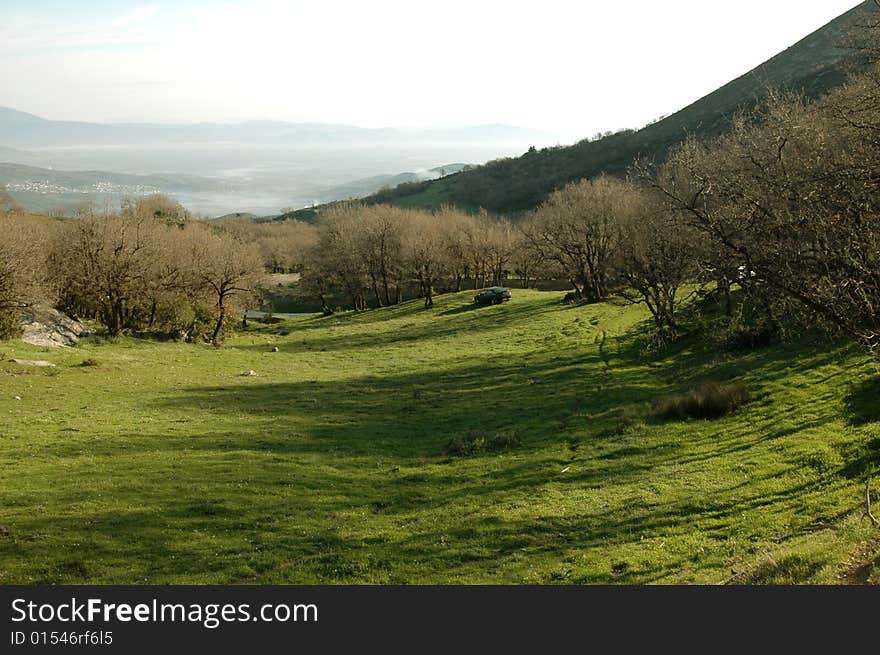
[[1, 290, 879, 584], [357, 1, 876, 215]]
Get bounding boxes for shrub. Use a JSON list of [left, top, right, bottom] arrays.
[[0, 308, 22, 340], [445, 430, 520, 456], [183, 302, 232, 344], [648, 382, 751, 421], [714, 317, 777, 352], [78, 358, 100, 367]]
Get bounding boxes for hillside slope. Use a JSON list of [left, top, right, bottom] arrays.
[[1, 289, 878, 584], [365, 1, 876, 214]]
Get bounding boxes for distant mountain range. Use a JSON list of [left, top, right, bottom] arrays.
[[0, 108, 553, 149], [0, 107, 551, 216]]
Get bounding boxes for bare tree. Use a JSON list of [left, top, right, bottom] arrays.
[[485, 218, 516, 287], [357, 205, 406, 306], [0, 212, 54, 337], [617, 187, 705, 339], [316, 205, 370, 311], [122, 194, 190, 225], [639, 61, 880, 353], [509, 226, 546, 289], [184, 223, 263, 344], [525, 175, 630, 302], [404, 212, 448, 309], [437, 208, 472, 292], [55, 213, 161, 335]]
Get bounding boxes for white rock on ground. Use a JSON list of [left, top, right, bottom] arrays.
[[11, 359, 55, 367], [20, 305, 93, 348]]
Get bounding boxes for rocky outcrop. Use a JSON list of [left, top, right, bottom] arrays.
[[20, 305, 93, 348]]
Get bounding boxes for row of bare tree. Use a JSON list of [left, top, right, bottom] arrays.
[[298, 204, 540, 311], [639, 54, 880, 352], [0, 197, 265, 343], [286, 54, 880, 352], [3, 53, 879, 352], [517, 61, 880, 348], [267, 178, 701, 338]]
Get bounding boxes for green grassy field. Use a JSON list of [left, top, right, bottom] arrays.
[[1, 289, 879, 584]]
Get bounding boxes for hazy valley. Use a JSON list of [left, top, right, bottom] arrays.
[[0, 108, 556, 216]]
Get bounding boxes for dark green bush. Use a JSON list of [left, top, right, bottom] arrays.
[[445, 431, 520, 456], [714, 318, 777, 352], [0, 308, 22, 340], [648, 382, 751, 421]]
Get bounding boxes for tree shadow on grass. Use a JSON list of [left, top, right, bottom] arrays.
[[131, 312, 856, 466], [2, 454, 846, 584], [144, 354, 658, 459], [7, 330, 860, 584], [844, 374, 880, 426], [440, 303, 485, 316]]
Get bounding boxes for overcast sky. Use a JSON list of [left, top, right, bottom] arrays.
[[0, 0, 864, 142]]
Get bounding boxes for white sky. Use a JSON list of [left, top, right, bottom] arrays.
[[0, 0, 864, 142]]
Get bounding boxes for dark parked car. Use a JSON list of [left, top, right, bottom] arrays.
[[474, 287, 512, 305]]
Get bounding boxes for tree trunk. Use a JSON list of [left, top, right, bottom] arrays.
[[106, 296, 125, 336], [382, 268, 392, 306], [211, 304, 226, 344], [718, 277, 732, 317], [318, 291, 331, 315], [371, 278, 383, 308], [148, 300, 157, 329]]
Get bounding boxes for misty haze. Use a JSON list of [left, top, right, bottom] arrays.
[[0, 107, 557, 215]]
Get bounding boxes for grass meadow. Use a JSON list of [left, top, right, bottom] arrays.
[[1, 289, 879, 584]]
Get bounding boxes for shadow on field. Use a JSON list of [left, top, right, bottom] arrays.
[[7, 452, 847, 584], [440, 303, 487, 316], [6, 288, 871, 584], [8, 346, 858, 584], [142, 315, 852, 464], [361, 474, 846, 584], [844, 374, 880, 426], [148, 353, 651, 458]]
